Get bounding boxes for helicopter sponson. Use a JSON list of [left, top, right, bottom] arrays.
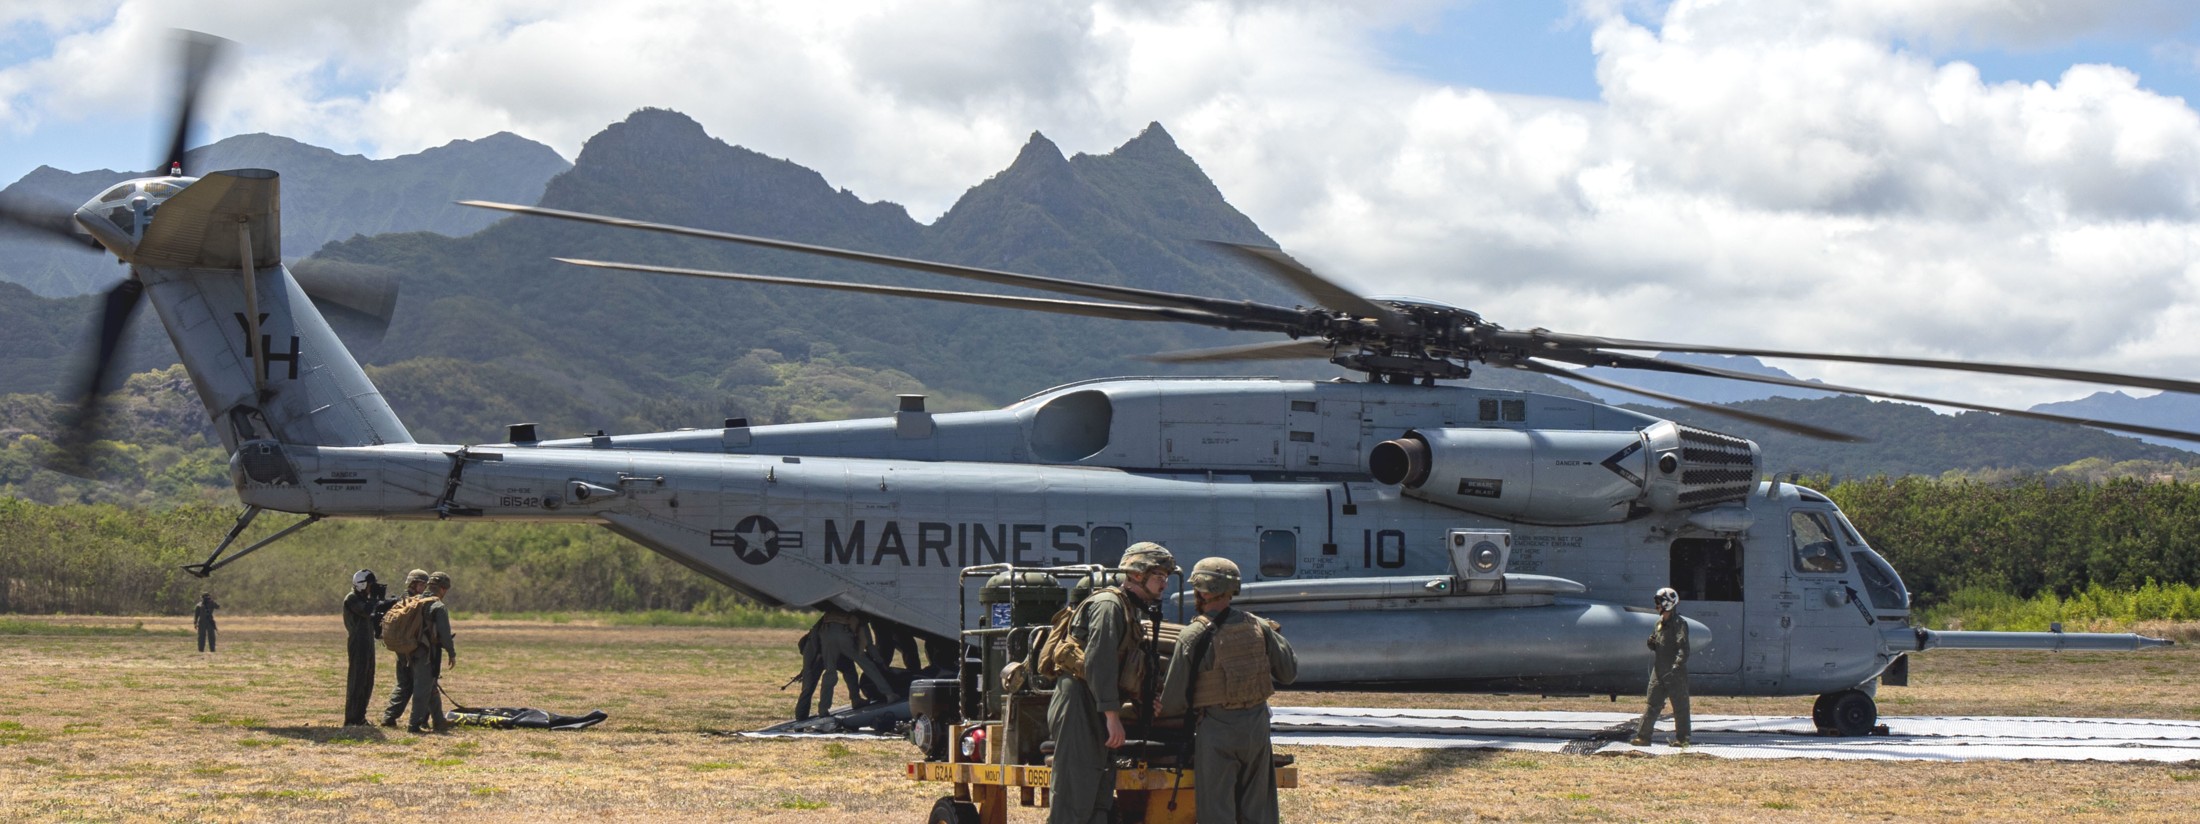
[[1369, 420, 1760, 526]]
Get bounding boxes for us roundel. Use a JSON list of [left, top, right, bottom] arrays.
[[729, 515, 781, 565]]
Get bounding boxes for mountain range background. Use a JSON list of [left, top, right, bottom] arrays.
[[2, 107, 2194, 502]]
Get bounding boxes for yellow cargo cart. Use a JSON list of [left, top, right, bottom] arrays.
[[905, 564, 1298, 824]]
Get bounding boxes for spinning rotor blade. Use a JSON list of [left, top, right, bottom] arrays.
[[291, 259, 401, 343], [0, 194, 102, 251], [464, 201, 1307, 326], [1540, 347, 2200, 444], [1515, 360, 1864, 443], [1142, 339, 1334, 364], [1210, 242, 1407, 331], [158, 31, 229, 175], [1521, 329, 2200, 397], [54, 278, 149, 470], [555, 258, 1292, 330]]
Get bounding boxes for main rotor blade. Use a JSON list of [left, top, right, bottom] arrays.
[[1522, 329, 2200, 397], [555, 258, 1296, 330], [463, 200, 1307, 326], [158, 30, 229, 175], [1210, 242, 1408, 331], [1514, 360, 1865, 443], [0, 194, 102, 251], [1142, 339, 1333, 364], [1545, 347, 2200, 444], [291, 259, 401, 344]]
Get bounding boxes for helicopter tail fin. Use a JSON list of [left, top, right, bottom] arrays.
[[133, 169, 413, 451]]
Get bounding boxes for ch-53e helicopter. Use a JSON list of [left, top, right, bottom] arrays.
[[12, 32, 2178, 740]]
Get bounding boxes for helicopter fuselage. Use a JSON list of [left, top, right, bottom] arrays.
[[234, 375, 1912, 697]]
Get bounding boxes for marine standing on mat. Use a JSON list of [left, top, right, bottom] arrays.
[[1159, 557, 1297, 824], [342, 570, 382, 726], [1632, 587, 1691, 746], [405, 571, 458, 734], [380, 569, 431, 727], [193, 592, 219, 652], [817, 606, 901, 710], [1048, 542, 1175, 824]]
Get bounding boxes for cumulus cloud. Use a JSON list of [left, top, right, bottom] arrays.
[[5, 0, 2200, 409]]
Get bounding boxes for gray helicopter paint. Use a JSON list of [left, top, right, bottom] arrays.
[[244, 435, 1895, 696], [122, 169, 410, 453], [119, 169, 2160, 705]]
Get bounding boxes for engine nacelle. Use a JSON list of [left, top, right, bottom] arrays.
[[1368, 421, 1760, 524]]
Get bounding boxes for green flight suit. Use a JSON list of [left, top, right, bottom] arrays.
[[342, 589, 378, 726], [407, 599, 456, 732], [1047, 588, 1145, 824], [193, 596, 219, 652], [1635, 610, 1690, 744], [1159, 608, 1298, 824]]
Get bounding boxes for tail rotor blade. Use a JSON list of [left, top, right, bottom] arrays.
[[55, 278, 147, 469], [0, 194, 102, 251], [157, 30, 230, 175]]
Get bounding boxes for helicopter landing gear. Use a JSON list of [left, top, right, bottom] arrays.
[[1813, 689, 1878, 736]]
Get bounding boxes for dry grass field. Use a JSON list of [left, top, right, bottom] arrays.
[[2, 614, 2196, 823]]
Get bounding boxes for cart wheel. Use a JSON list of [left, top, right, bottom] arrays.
[[927, 796, 980, 824]]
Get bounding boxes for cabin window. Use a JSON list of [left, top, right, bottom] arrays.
[[1090, 526, 1128, 567], [1501, 400, 1526, 422], [1790, 511, 1847, 574], [1258, 529, 1296, 578], [1478, 399, 1498, 421], [1669, 537, 1743, 602]]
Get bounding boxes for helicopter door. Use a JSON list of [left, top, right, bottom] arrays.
[[1667, 538, 1742, 675]]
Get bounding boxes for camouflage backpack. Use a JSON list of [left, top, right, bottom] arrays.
[[380, 595, 437, 655], [1035, 587, 1139, 683]]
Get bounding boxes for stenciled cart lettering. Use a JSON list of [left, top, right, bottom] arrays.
[[821, 520, 1088, 566]]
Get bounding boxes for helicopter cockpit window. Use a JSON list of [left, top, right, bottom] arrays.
[[1790, 511, 1847, 574], [1832, 512, 1864, 546], [1851, 550, 1909, 611], [98, 183, 136, 203], [1259, 530, 1296, 578], [1090, 526, 1128, 567]]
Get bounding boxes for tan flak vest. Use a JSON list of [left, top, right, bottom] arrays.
[[1190, 611, 1277, 711]]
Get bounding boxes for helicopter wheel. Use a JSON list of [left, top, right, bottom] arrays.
[[1823, 689, 1877, 737], [1810, 693, 1835, 730]]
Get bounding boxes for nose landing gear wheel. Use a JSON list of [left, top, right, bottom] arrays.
[[1816, 689, 1877, 737]]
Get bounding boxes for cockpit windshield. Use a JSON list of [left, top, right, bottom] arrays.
[[1790, 510, 1847, 573]]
